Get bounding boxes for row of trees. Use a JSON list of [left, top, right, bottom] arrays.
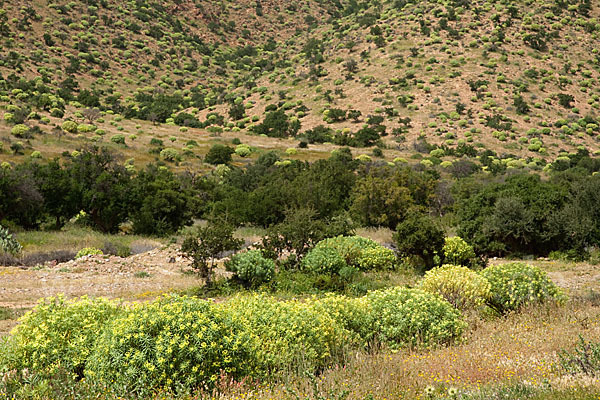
[[2, 145, 600, 261]]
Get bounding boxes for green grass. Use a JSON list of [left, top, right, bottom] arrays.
[[14, 226, 164, 256]]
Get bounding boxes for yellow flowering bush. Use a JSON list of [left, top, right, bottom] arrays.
[[419, 264, 491, 309], [86, 295, 257, 396], [308, 294, 371, 346], [364, 287, 466, 349], [2, 295, 120, 376], [301, 246, 348, 274], [311, 236, 396, 271], [219, 294, 351, 375], [481, 263, 566, 314], [442, 236, 476, 266]]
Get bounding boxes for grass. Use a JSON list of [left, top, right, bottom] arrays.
[[14, 226, 164, 257]]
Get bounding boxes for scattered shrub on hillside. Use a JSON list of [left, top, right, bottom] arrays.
[[110, 134, 125, 145], [559, 336, 600, 377], [443, 236, 476, 266], [204, 144, 234, 165], [234, 144, 251, 157], [3, 296, 120, 377], [61, 120, 78, 133], [87, 296, 256, 396], [75, 247, 103, 259], [159, 147, 179, 162], [11, 124, 30, 138], [225, 249, 275, 287], [419, 264, 491, 310], [481, 263, 566, 314]]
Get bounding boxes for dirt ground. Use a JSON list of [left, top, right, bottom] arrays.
[[1, 251, 599, 335], [0, 246, 214, 334]]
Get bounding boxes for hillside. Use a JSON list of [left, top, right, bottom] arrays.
[[0, 0, 600, 170]]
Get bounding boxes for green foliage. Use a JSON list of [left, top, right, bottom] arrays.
[[180, 221, 242, 286], [159, 147, 179, 162], [225, 249, 275, 287], [481, 262, 566, 314], [559, 336, 600, 377], [251, 109, 300, 138], [87, 296, 256, 396], [301, 246, 348, 274], [205, 144, 234, 165], [110, 134, 125, 145], [0, 225, 22, 255], [75, 247, 103, 258], [61, 121, 78, 133], [364, 287, 466, 348], [11, 124, 30, 138], [234, 144, 251, 157], [3, 296, 120, 377], [220, 294, 350, 374], [394, 213, 445, 270], [443, 236, 476, 266], [419, 264, 491, 310], [311, 235, 395, 271]]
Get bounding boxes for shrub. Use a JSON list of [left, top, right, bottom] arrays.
[[77, 124, 96, 133], [419, 265, 491, 309], [312, 236, 395, 271], [234, 144, 251, 157], [308, 294, 370, 346], [110, 134, 125, 145], [220, 294, 350, 374], [159, 147, 179, 161], [61, 120, 78, 133], [394, 213, 444, 271], [365, 287, 466, 348], [3, 296, 120, 376], [481, 263, 566, 314], [87, 296, 256, 396], [301, 246, 347, 274], [0, 225, 22, 255], [357, 246, 396, 271], [225, 249, 275, 287], [205, 144, 234, 165], [443, 236, 476, 266], [10, 124, 29, 138], [75, 247, 103, 259]]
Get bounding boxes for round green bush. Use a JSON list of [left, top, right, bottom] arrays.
[[301, 246, 348, 274], [356, 246, 396, 271], [61, 120, 78, 133], [10, 124, 29, 137], [159, 147, 179, 161], [313, 236, 395, 271], [110, 134, 126, 145], [481, 262, 566, 314], [234, 144, 251, 157], [75, 247, 103, 259], [443, 236, 476, 266], [364, 287, 466, 348], [77, 124, 96, 133], [225, 249, 275, 287], [220, 294, 350, 374], [87, 296, 256, 395], [419, 264, 491, 310], [3, 296, 120, 376]]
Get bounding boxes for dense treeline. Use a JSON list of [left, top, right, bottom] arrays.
[[3, 145, 600, 261]]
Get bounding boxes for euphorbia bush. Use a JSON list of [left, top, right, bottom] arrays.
[[364, 287, 466, 348], [3, 296, 120, 376], [87, 296, 257, 396], [219, 294, 350, 374], [311, 236, 396, 271], [419, 264, 491, 309], [442, 236, 476, 266], [225, 249, 275, 287], [481, 262, 566, 314]]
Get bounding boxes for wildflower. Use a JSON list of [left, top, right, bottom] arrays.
[[424, 385, 435, 396], [448, 387, 459, 397]]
